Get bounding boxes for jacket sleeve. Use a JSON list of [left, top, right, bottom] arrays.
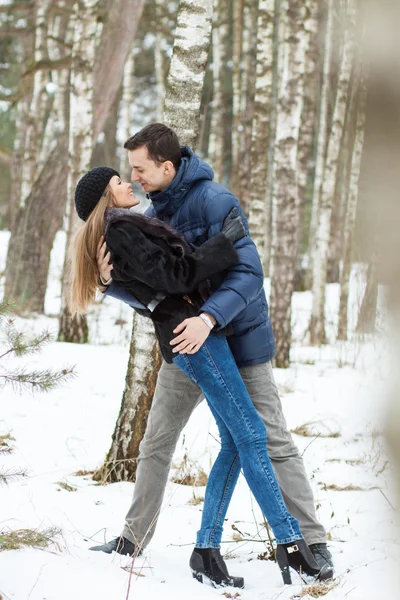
[[102, 280, 147, 310], [106, 221, 239, 296], [199, 192, 265, 328]]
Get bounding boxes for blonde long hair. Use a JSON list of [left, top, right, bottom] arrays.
[[71, 187, 115, 314]]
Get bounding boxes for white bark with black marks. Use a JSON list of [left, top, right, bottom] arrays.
[[58, 0, 102, 343], [164, 0, 214, 149], [269, 0, 311, 368]]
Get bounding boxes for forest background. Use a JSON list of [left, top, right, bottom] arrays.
[[1, 1, 400, 597]]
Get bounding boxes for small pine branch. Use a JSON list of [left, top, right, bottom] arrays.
[[0, 366, 75, 394], [0, 468, 28, 485], [2, 322, 53, 358]]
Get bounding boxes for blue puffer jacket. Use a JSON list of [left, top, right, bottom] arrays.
[[106, 147, 275, 366]]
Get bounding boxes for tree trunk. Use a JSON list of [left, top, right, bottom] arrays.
[[309, 0, 356, 345], [92, 0, 145, 140], [237, 0, 259, 214], [264, 0, 283, 275], [19, 0, 51, 205], [119, 51, 135, 180], [164, 0, 214, 150], [306, 0, 333, 288], [230, 0, 244, 197], [247, 0, 275, 268], [58, 0, 102, 343], [154, 0, 165, 122], [96, 0, 212, 483], [338, 77, 367, 340], [295, 0, 319, 289], [93, 314, 162, 482], [208, 0, 229, 182], [269, 0, 310, 368], [4, 1, 71, 313], [4, 136, 68, 313]]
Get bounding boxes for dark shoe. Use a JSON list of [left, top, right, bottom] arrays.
[[276, 539, 332, 585], [89, 536, 136, 556], [190, 548, 244, 588], [309, 543, 334, 578]]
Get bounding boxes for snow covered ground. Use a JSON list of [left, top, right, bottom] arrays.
[[0, 230, 399, 600]]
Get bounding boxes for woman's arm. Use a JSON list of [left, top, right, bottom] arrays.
[[106, 221, 238, 295]]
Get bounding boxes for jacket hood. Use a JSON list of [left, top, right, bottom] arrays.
[[149, 146, 214, 218]]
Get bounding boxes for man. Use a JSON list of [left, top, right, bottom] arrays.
[[90, 123, 333, 576]]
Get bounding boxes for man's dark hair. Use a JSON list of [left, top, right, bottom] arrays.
[[124, 123, 182, 171]]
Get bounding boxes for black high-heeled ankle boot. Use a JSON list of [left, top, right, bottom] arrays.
[[276, 539, 332, 585], [189, 548, 244, 588]]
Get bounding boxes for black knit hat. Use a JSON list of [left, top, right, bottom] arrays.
[[74, 166, 120, 221]]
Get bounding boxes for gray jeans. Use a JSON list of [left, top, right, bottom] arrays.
[[122, 360, 326, 548]]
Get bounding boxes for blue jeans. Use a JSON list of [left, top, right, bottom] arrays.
[[173, 335, 302, 547]]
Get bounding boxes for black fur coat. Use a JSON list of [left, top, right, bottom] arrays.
[[104, 208, 238, 362]]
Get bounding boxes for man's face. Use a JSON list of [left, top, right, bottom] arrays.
[[128, 146, 175, 193]]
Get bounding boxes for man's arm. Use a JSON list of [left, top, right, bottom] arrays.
[[199, 192, 264, 329], [169, 192, 264, 354]]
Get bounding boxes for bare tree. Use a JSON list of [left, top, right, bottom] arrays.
[[93, 314, 161, 482], [306, 0, 333, 288], [247, 0, 275, 268], [208, 0, 230, 182], [338, 77, 367, 340], [164, 0, 214, 149], [230, 0, 244, 197], [119, 51, 136, 180], [237, 0, 259, 213], [295, 0, 319, 285], [95, 0, 214, 482], [58, 0, 146, 342], [58, 0, 102, 343], [309, 0, 356, 345], [269, 0, 311, 368], [4, 0, 72, 313]]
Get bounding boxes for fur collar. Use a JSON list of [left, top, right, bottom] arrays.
[[104, 207, 192, 252]]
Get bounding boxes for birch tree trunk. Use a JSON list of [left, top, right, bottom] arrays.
[[269, 0, 310, 368], [154, 0, 165, 122], [247, 0, 275, 268], [94, 314, 162, 482], [309, 0, 356, 345], [58, 0, 102, 343], [208, 0, 229, 182], [164, 0, 214, 150], [306, 0, 333, 287], [96, 0, 212, 482], [264, 0, 283, 275], [338, 78, 367, 340], [237, 0, 259, 212], [230, 0, 244, 197], [356, 244, 378, 334], [295, 0, 319, 286], [58, 0, 145, 341]]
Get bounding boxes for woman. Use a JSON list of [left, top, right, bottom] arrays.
[[71, 166, 330, 587]]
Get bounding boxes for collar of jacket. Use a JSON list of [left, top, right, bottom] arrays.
[[148, 146, 202, 218]]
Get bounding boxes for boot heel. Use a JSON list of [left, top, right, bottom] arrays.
[[276, 545, 292, 584], [191, 570, 203, 583]]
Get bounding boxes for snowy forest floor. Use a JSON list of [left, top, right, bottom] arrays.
[[0, 230, 399, 600]]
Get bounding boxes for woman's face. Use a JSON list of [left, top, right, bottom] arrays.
[[108, 175, 140, 208]]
